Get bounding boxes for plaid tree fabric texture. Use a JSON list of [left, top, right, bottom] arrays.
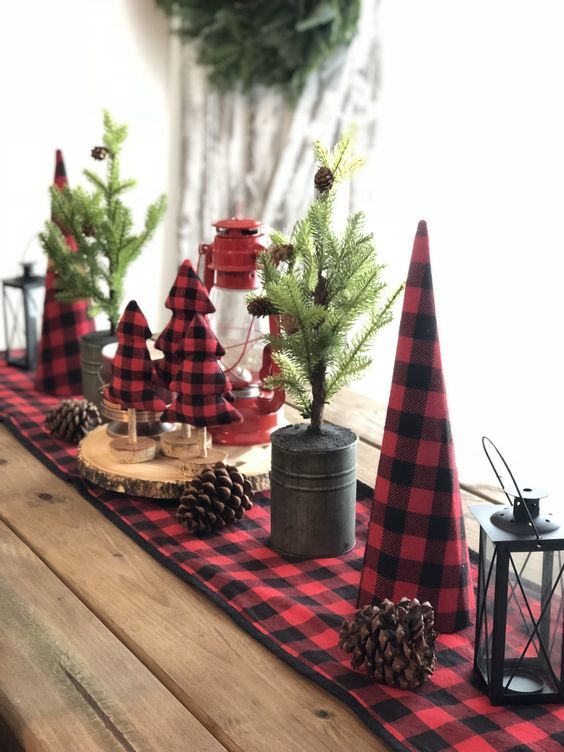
[[165, 259, 215, 316], [106, 301, 166, 412], [155, 260, 215, 386], [35, 149, 95, 396], [162, 314, 241, 427], [0, 363, 563, 752], [358, 221, 474, 634]]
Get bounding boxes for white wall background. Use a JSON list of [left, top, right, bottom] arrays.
[[0, 0, 180, 339], [358, 0, 564, 500]]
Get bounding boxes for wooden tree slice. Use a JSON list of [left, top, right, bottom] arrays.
[[77, 425, 271, 498], [179, 448, 228, 478], [160, 428, 210, 459], [110, 436, 158, 464]]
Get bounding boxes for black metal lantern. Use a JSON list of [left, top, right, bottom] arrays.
[[2, 262, 45, 369], [471, 438, 564, 705]]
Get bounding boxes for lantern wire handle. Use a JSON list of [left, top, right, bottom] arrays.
[[481, 436, 541, 540]]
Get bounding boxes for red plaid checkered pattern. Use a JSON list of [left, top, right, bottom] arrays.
[[1, 363, 563, 752], [358, 221, 474, 634], [165, 260, 215, 315], [154, 314, 187, 386], [106, 301, 165, 411], [35, 149, 95, 396], [161, 315, 241, 427]]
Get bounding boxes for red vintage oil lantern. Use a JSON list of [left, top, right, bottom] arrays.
[[199, 218, 285, 445]]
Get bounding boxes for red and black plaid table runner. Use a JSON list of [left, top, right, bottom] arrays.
[[1, 363, 563, 752]]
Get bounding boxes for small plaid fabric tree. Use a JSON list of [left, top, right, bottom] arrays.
[[155, 260, 215, 387], [106, 301, 165, 412], [35, 150, 95, 396], [162, 314, 241, 428]]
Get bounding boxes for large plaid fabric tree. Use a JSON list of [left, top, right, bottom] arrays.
[[155, 260, 215, 387], [358, 221, 474, 633], [106, 301, 165, 412], [35, 150, 95, 396], [162, 314, 241, 428]]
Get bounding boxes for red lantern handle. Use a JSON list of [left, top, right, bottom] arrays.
[[198, 243, 215, 291], [256, 316, 285, 414]]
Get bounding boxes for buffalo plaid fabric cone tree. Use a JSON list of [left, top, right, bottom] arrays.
[[105, 301, 165, 463], [155, 260, 215, 387], [358, 220, 474, 633], [35, 150, 95, 396]]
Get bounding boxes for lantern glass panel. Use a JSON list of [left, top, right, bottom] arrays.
[[209, 288, 268, 389], [2, 280, 44, 369], [476, 530, 497, 684], [503, 550, 562, 694]]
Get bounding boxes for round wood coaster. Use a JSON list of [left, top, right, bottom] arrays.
[[77, 425, 272, 498], [110, 436, 158, 464]]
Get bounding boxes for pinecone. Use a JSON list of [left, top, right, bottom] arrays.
[[82, 223, 96, 237], [177, 461, 254, 533], [246, 295, 278, 317], [339, 597, 437, 690], [280, 313, 299, 335], [45, 398, 102, 444], [270, 243, 294, 264], [91, 145, 109, 161], [314, 166, 334, 193]]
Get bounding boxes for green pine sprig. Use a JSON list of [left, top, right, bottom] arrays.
[[40, 111, 167, 333], [252, 131, 403, 433]]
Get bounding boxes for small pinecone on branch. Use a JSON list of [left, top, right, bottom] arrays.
[[269, 243, 294, 264], [314, 165, 334, 194], [82, 223, 96, 237], [339, 597, 437, 690], [280, 313, 299, 335], [246, 295, 278, 317], [91, 145, 109, 161], [177, 462, 254, 533], [45, 398, 102, 444]]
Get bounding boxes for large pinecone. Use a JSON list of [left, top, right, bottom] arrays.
[[177, 462, 254, 533], [45, 398, 102, 444], [339, 597, 437, 690], [314, 165, 334, 193]]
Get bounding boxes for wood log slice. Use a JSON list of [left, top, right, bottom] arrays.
[[109, 436, 158, 464], [77, 425, 272, 498], [160, 428, 209, 458]]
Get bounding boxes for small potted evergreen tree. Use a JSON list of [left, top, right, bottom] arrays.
[[248, 133, 401, 558], [39, 111, 167, 406]]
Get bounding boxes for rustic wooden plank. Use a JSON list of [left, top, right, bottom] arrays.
[[0, 517, 225, 752], [0, 426, 388, 752]]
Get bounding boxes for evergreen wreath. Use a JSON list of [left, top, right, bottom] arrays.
[[155, 0, 360, 99], [248, 132, 403, 433]]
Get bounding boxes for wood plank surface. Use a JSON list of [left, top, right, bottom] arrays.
[[0, 426, 388, 752], [0, 517, 225, 752]]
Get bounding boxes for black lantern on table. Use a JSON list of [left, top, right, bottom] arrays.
[[471, 438, 564, 705], [2, 262, 45, 369]]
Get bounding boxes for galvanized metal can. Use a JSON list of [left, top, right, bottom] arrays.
[[270, 423, 357, 558]]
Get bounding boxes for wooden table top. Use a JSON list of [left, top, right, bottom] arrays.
[[0, 390, 490, 752]]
